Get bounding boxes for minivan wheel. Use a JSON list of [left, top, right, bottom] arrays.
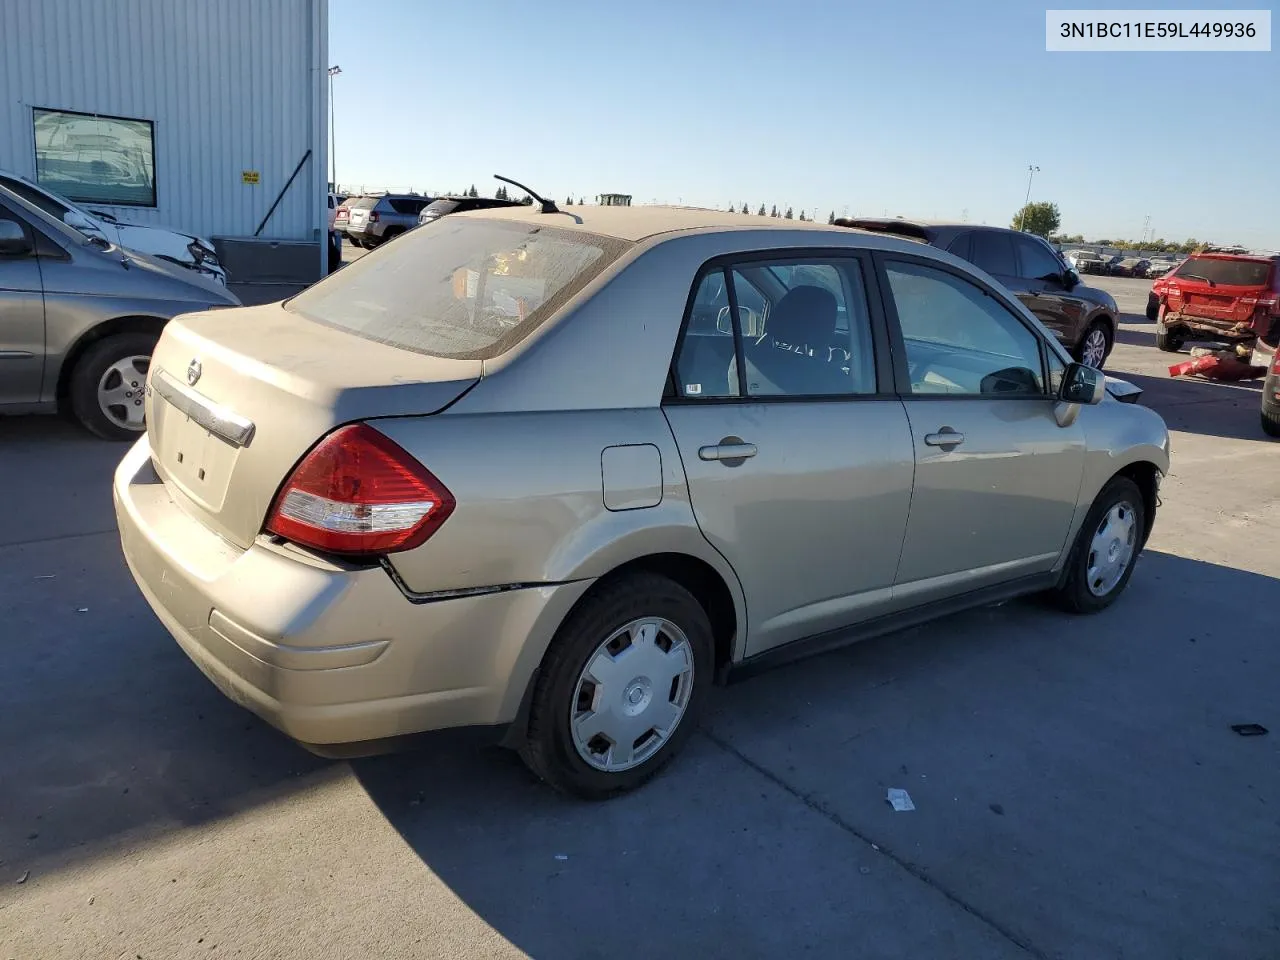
[[1076, 322, 1111, 369], [68, 332, 158, 440], [1053, 476, 1146, 615], [519, 573, 713, 800]]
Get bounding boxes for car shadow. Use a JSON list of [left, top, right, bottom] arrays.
[[352, 551, 1280, 960], [1116, 370, 1266, 442], [0, 415, 334, 881]]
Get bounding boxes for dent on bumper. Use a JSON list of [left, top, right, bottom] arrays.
[[113, 437, 591, 747]]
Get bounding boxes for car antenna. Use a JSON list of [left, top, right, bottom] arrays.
[[494, 174, 559, 214]]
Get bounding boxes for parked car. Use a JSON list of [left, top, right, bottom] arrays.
[[1260, 349, 1280, 437], [1149, 252, 1280, 353], [342, 194, 432, 248], [839, 220, 1119, 368], [1142, 259, 1176, 280], [0, 170, 227, 285], [417, 195, 525, 226], [114, 205, 1169, 798], [1066, 250, 1104, 274], [1110, 257, 1149, 278], [0, 184, 240, 439]]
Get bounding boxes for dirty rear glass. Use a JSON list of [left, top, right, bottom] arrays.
[[1175, 257, 1272, 287], [285, 219, 630, 359], [347, 196, 379, 210]]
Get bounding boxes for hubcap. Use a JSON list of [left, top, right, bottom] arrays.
[[569, 617, 695, 773], [1082, 329, 1108, 368], [97, 355, 150, 431], [1086, 500, 1137, 597]]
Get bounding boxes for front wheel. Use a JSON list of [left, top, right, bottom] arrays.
[[1053, 476, 1146, 614], [1145, 294, 1160, 322], [519, 573, 713, 800], [1075, 321, 1111, 369], [1155, 330, 1183, 352], [67, 332, 158, 440]]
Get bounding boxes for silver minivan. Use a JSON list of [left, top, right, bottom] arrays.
[[0, 184, 240, 439]]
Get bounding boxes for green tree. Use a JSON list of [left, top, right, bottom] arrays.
[[1011, 201, 1060, 238], [519, 195, 534, 206], [741, 203, 750, 214], [828, 211, 835, 224], [784, 207, 794, 219], [565, 195, 573, 206], [757, 204, 767, 216], [798, 210, 807, 221], [467, 184, 478, 198], [770, 204, 779, 217], [495, 185, 508, 200]]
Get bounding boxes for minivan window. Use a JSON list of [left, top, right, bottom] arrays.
[[1175, 257, 1272, 287], [969, 231, 1017, 277], [285, 219, 630, 360]]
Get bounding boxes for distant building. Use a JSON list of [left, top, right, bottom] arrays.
[[597, 193, 632, 207], [0, 0, 329, 284]]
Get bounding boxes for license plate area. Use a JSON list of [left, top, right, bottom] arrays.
[[150, 381, 244, 513]]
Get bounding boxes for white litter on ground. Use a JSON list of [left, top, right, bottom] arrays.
[[887, 788, 916, 812]]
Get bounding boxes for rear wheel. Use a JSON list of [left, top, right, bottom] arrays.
[[1053, 476, 1145, 614], [1261, 368, 1280, 438], [1155, 330, 1183, 352], [1075, 321, 1111, 369], [67, 332, 158, 440], [519, 573, 712, 800]]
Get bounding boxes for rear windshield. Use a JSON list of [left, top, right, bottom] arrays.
[[1175, 258, 1272, 286], [285, 219, 631, 360], [347, 196, 379, 210]]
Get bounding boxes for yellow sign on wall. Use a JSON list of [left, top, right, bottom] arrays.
[[241, 170, 260, 185]]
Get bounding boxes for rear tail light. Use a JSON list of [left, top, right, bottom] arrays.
[[265, 424, 455, 556], [367, 211, 380, 222]]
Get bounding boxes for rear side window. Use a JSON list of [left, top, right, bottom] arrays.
[[388, 197, 428, 215], [285, 219, 630, 360], [422, 199, 461, 217], [349, 196, 378, 210], [969, 231, 1017, 277], [1175, 257, 1272, 287]]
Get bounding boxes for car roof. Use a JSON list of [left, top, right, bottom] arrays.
[[451, 203, 877, 243], [1187, 251, 1278, 263]]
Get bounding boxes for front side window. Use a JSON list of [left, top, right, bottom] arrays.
[[969, 231, 1017, 277], [885, 260, 1045, 397], [286, 219, 630, 360], [673, 257, 878, 399], [1015, 235, 1067, 282], [33, 108, 156, 207]]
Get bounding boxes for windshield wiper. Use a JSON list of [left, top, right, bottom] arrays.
[[1179, 273, 1214, 285]]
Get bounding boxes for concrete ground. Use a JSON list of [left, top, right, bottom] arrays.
[[2, 276, 1277, 960]]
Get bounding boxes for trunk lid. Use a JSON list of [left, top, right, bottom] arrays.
[[145, 303, 481, 550]]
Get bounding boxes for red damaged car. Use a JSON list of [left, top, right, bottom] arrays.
[[1150, 252, 1280, 354]]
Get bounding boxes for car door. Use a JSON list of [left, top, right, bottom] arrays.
[[874, 254, 1085, 607], [1011, 233, 1082, 346], [0, 202, 46, 405], [664, 252, 915, 657]]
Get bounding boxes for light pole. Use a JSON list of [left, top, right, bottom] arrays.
[[1018, 164, 1040, 231], [327, 65, 342, 191]]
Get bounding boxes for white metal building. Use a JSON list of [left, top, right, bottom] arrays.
[[0, 0, 329, 282]]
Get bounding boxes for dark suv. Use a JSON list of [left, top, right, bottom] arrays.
[[417, 195, 524, 226], [839, 220, 1119, 368]]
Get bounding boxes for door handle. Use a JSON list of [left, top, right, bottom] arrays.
[[924, 428, 965, 448], [698, 441, 758, 462]]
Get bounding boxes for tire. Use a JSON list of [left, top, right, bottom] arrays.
[[1074, 321, 1111, 369], [1155, 330, 1183, 352], [1145, 294, 1159, 322], [67, 332, 159, 440], [519, 573, 713, 800], [1261, 368, 1280, 438], [1053, 476, 1146, 615]]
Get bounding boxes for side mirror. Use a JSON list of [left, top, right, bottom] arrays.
[[1062, 269, 1080, 291], [1060, 362, 1105, 405], [0, 220, 32, 256]]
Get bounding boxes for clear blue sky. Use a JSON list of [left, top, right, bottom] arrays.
[[330, 0, 1278, 247]]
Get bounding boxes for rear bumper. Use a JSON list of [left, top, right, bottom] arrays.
[[113, 436, 591, 749], [1159, 310, 1264, 342]]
